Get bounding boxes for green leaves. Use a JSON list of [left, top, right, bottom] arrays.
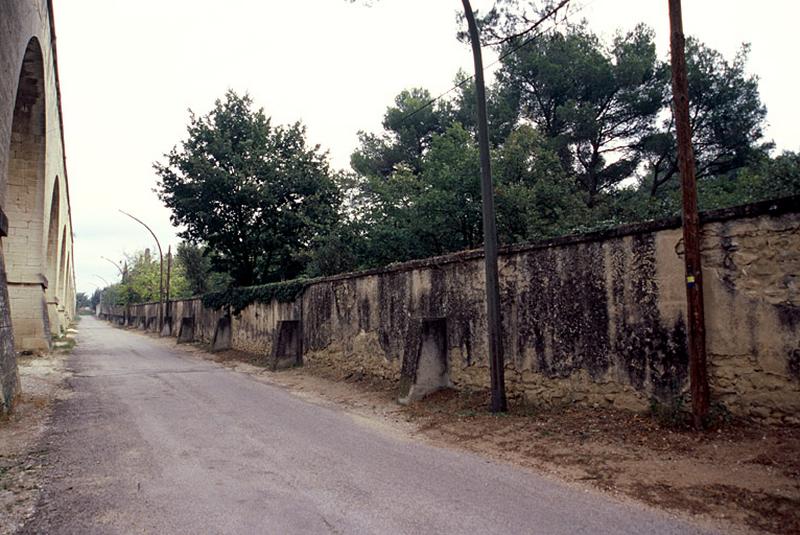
[[643, 39, 769, 195], [202, 279, 310, 314], [155, 91, 340, 286], [497, 23, 667, 203], [100, 250, 191, 306]]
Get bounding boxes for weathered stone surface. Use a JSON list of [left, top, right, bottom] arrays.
[[1, 0, 77, 412], [105, 197, 800, 422]]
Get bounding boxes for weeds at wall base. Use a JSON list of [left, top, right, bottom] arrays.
[[648, 395, 735, 431]]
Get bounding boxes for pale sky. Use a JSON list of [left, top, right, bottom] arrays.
[[52, 1, 800, 295]]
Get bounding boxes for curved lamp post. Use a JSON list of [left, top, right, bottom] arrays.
[[119, 210, 164, 332], [100, 256, 125, 278]]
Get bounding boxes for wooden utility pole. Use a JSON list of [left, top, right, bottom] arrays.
[[462, 0, 507, 412], [668, 0, 709, 428]]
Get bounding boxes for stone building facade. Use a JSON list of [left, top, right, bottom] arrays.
[[1, 0, 76, 413]]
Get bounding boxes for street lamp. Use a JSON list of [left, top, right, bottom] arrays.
[[119, 210, 164, 332], [93, 274, 111, 318], [100, 256, 124, 278]]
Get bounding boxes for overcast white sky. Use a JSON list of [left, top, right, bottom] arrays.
[[52, 1, 800, 295]]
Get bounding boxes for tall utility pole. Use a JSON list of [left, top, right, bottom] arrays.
[[120, 210, 165, 333], [462, 0, 507, 413], [668, 0, 709, 428]]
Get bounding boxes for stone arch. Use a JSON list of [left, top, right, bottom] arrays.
[[45, 180, 60, 281], [44, 179, 60, 333], [3, 37, 50, 351], [57, 225, 67, 309], [4, 37, 46, 240], [3, 36, 50, 351]]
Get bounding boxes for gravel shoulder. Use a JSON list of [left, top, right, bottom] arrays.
[[0, 332, 73, 534]]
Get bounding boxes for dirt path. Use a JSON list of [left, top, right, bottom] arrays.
[[0, 344, 72, 535]]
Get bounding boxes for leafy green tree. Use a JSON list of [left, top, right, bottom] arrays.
[[352, 124, 483, 264], [123, 250, 162, 303], [351, 121, 593, 266], [494, 125, 589, 240], [76, 292, 90, 308], [304, 222, 364, 277], [445, 71, 520, 147], [155, 91, 340, 286], [90, 289, 101, 309], [497, 23, 666, 206], [696, 150, 800, 209], [175, 241, 232, 296], [747, 151, 800, 199], [351, 88, 451, 180], [642, 40, 770, 196], [100, 250, 190, 305]]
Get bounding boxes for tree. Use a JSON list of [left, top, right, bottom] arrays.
[[351, 88, 451, 180], [496, 23, 666, 206], [76, 292, 90, 309], [175, 241, 232, 296], [155, 91, 340, 286], [493, 125, 589, 240], [90, 289, 102, 309], [99, 250, 190, 306], [641, 40, 769, 196]]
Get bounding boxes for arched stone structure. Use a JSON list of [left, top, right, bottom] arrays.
[[57, 225, 68, 328], [5, 37, 49, 352], [45, 178, 60, 333], [0, 1, 76, 413]]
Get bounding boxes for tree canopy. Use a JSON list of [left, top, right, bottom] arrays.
[[97, 249, 191, 307], [151, 17, 795, 294], [155, 91, 341, 286]]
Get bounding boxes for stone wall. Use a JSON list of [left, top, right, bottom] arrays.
[[108, 197, 800, 423], [1, 0, 77, 412]]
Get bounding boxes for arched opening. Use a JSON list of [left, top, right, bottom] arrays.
[[45, 180, 61, 333], [2, 37, 49, 352], [57, 225, 67, 326], [62, 255, 72, 320]]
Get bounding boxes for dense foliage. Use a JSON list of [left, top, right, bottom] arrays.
[[155, 91, 341, 287], [333, 22, 796, 272], [98, 249, 191, 307], [152, 10, 798, 298], [76, 292, 91, 309], [176, 242, 231, 296], [201, 279, 310, 313]]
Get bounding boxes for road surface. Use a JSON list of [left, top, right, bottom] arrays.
[[22, 317, 711, 534]]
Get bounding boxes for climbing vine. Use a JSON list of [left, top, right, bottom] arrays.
[[201, 279, 311, 313]]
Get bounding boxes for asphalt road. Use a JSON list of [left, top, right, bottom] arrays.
[[22, 317, 711, 534]]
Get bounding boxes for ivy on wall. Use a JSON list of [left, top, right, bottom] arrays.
[[201, 279, 311, 314]]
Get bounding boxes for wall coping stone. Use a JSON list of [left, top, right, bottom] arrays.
[[126, 195, 799, 306], [306, 194, 800, 287]]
